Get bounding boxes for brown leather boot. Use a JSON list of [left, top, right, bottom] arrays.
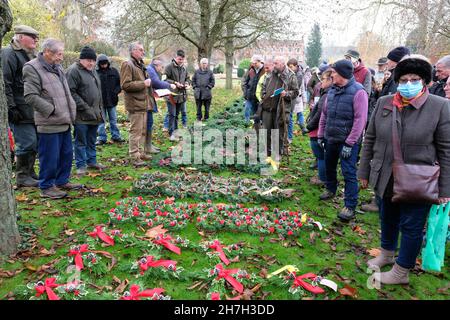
[[362, 197, 379, 212]]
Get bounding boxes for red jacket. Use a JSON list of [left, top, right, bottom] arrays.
[[354, 63, 369, 85], [8, 128, 14, 152]]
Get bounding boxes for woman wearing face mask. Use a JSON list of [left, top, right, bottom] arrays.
[[358, 55, 450, 285]]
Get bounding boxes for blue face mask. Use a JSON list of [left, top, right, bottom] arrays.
[[397, 81, 423, 99]]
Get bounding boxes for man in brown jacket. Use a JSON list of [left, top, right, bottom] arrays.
[[120, 41, 152, 166], [23, 39, 81, 199]]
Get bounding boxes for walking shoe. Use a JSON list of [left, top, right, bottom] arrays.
[[58, 182, 83, 190], [140, 154, 152, 161], [41, 186, 67, 199], [169, 135, 178, 142], [319, 190, 335, 201], [88, 163, 107, 170], [338, 207, 356, 222], [367, 248, 395, 269], [373, 263, 409, 285], [149, 146, 160, 154], [310, 176, 325, 186], [132, 159, 146, 167], [361, 198, 379, 213], [112, 137, 125, 143], [95, 140, 106, 146], [76, 167, 87, 176]]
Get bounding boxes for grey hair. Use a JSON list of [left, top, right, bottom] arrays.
[[200, 58, 209, 64], [129, 41, 143, 53], [274, 56, 286, 64], [41, 38, 64, 53], [151, 58, 164, 66], [251, 54, 264, 63], [437, 55, 450, 69], [265, 58, 274, 65]]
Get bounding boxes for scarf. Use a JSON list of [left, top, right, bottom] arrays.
[[392, 87, 426, 111]]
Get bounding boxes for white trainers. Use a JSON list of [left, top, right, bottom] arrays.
[[169, 135, 178, 142]]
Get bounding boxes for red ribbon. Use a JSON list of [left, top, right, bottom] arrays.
[[214, 264, 244, 294], [68, 244, 90, 270], [68, 244, 111, 270], [291, 273, 325, 294], [209, 240, 230, 265], [88, 226, 115, 246], [138, 256, 177, 275], [35, 278, 61, 300], [153, 234, 181, 255], [121, 285, 165, 300], [211, 292, 220, 300]]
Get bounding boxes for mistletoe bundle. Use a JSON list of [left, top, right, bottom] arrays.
[[133, 172, 294, 203]]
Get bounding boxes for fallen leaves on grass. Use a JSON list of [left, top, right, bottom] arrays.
[[145, 225, 168, 239], [114, 278, 129, 294], [0, 269, 24, 278], [367, 248, 381, 257], [15, 194, 29, 202], [339, 285, 358, 298]]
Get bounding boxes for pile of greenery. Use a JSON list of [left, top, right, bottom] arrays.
[[152, 99, 271, 174]]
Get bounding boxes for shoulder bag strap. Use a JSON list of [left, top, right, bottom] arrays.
[[391, 106, 404, 164]]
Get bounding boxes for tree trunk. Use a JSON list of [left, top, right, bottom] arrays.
[[0, 0, 20, 256], [225, 23, 234, 90]]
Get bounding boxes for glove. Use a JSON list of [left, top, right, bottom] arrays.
[[317, 138, 325, 150], [8, 108, 23, 124], [341, 144, 353, 159]]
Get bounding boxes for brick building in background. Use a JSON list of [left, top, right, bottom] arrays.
[[235, 38, 306, 65]]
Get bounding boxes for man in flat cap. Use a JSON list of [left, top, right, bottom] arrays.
[[1, 25, 40, 188]]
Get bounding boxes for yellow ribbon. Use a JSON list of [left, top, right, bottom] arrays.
[[265, 157, 279, 172], [267, 265, 299, 278]]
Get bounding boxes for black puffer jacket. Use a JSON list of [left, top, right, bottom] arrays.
[[1, 44, 34, 124], [429, 78, 448, 98], [96, 54, 121, 107], [379, 70, 398, 97]]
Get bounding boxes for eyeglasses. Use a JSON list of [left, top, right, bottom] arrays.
[[398, 79, 422, 85]]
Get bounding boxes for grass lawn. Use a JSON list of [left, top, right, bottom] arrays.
[[1, 82, 449, 300]]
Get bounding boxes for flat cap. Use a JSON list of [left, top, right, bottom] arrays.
[[14, 25, 39, 37]]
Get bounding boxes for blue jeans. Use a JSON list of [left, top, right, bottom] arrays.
[[377, 196, 430, 269], [244, 100, 257, 123], [164, 102, 186, 130], [9, 123, 38, 156], [74, 124, 98, 169], [97, 106, 121, 142], [297, 112, 305, 126], [167, 101, 187, 135], [324, 142, 359, 210], [38, 129, 73, 190], [310, 138, 326, 182]]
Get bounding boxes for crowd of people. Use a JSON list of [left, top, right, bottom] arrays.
[[3, 25, 216, 197], [3, 24, 450, 287], [241, 47, 450, 285]]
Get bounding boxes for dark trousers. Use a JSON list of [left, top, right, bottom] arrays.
[[310, 138, 326, 182], [38, 129, 73, 190], [196, 99, 211, 121], [377, 196, 430, 269], [324, 142, 359, 210]]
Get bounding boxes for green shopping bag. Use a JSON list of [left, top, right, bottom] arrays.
[[422, 203, 450, 272]]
